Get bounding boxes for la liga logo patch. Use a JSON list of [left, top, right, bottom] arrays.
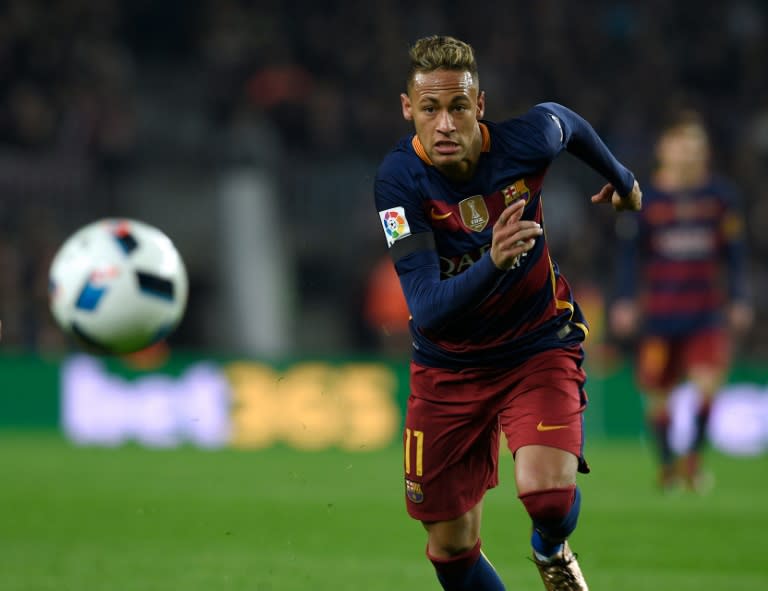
[[379, 207, 411, 247]]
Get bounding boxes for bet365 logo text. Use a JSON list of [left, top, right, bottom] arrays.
[[227, 362, 400, 450], [61, 356, 401, 451]]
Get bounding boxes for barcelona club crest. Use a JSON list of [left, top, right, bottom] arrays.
[[502, 179, 531, 206], [459, 195, 489, 232], [405, 479, 424, 503]]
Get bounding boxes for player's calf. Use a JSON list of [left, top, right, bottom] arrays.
[[427, 539, 506, 591], [519, 485, 580, 559]]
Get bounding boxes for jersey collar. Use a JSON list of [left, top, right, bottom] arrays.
[[411, 122, 490, 166]]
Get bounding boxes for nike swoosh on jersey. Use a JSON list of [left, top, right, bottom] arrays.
[[430, 207, 453, 220], [536, 421, 569, 432]]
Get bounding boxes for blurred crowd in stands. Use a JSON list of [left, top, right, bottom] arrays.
[[2, 0, 767, 359]]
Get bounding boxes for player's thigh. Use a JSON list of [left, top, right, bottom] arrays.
[[499, 347, 589, 477], [403, 364, 501, 523], [683, 329, 731, 398], [637, 336, 680, 391]]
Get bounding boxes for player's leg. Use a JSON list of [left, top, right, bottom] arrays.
[[405, 363, 506, 590], [516, 445, 582, 560], [645, 388, 676, 489], [680, 329, 730, 490], [423, 501, 505, 591], [500, 347, 589, 590], [636, 337, 679, 490], [423, 501, 483, 557]]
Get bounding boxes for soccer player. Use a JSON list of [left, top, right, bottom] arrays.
[[610, 110, 752, 492], [374, 36, 641, 591]]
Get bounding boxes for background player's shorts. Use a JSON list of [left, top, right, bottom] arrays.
[[403, 347, 588, 522], [636, 328, 731, 391]]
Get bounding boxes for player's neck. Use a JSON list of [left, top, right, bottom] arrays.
[[436, 160, 478, 183]]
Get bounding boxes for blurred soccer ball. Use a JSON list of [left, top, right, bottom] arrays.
[[49, 218, 188, 354]]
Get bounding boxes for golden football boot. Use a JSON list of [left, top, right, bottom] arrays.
[[532, 540, 588, 591]]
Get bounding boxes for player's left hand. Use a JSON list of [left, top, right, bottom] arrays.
[[490, 199, 543, 270], [591, 180, 642, 212], [729, 301, 754, 336]]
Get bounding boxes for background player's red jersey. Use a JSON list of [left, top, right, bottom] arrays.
[[615, 178, 749, 337]]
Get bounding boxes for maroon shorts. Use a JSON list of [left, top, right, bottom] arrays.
[[636, 329, 731, 391], [403, 347, 588, 522]]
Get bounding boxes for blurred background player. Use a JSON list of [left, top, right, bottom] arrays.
[[375, 35, 641, 591], [610, 110, 753, 492], [363, 254, 412, 356]]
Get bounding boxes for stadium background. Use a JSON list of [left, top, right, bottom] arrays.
[[1, 1, 767, 590]]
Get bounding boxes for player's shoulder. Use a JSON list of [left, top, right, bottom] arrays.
[[706, 174, 741, 202], [488, 105, 550, 137], [375, 136, 425, 183], [374, 136, 428, 208], [502, 102, 570, 131], [487, 103, 567, 158]]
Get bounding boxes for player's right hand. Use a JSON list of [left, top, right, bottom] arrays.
[[609, 299, 638, 338], [591, 180, 643, 212], [490, 199, 543, 270], [729, 301, 754, 336]]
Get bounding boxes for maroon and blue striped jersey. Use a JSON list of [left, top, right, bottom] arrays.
[[614, 177, 749, 337], [374, 102, 635, 369]]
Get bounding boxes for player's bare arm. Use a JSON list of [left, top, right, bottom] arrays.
[[591, 179, 643, 211], [490, 199, 543, 270]]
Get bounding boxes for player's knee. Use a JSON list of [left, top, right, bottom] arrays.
[[690, 371, 721, 399], [422, 503, 482, 558], [427, 536, 478, 558], [518, 485, 579, 539], [423, 520, 479, 558]]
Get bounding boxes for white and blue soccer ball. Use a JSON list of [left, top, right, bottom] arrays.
[[48, 218, 188, 354]]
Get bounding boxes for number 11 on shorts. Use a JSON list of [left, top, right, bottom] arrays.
[[404, 428, 424, 476]]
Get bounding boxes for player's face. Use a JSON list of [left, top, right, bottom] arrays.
[[401, 69, 485, 181], [656, 124, 710, 170]]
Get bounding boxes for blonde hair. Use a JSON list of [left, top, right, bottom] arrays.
[[661, 109, 708, 138], [406, 35, 478, 90]]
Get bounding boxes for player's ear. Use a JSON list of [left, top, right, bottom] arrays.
[[476, 90, 485, 119], [401, 93, 413, 121]]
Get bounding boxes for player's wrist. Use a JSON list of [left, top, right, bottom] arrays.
[[486, 251, 509, 273]]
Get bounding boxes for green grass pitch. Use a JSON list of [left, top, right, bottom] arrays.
[[1, 432, 766, 590]]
